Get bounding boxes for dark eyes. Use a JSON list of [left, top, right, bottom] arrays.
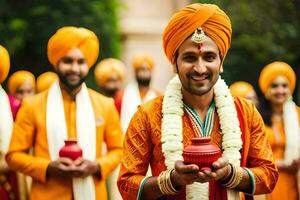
[[61, 57, 86, 65], [182, 54, 216, 62], [270, 83, 289, 88], [183, 55, 198, 62], [204, 54, 216, 62]]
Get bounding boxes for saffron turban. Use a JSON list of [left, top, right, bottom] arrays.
[[8, 70, 35, 95], [47, 26, 99, 68], [131, 53, 154, 70], [162, 3, 232, 63], [94, 58, 125, 86], [259, 61, 296, 94], [36, 71, 58, 93], [0, 45, 10, 84], [230, 81, 255, 98]]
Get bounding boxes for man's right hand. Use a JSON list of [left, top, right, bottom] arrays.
[[46, 157, 79, 179], [170, 160, 201, 187]]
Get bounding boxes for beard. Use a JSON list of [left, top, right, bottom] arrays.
[[102, 87, 118, 97], [57, 71, 87, 90], [136, 77, 151, 87]]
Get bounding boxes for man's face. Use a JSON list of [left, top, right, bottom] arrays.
[[15, 82, 35, 101], [101, 74, 122, 97], [135, 64, 152, 86], [245, 90, 259, 107], [56, 48, 89, 90], [174, 35, 222, 96], [265, 75, 291, 105]]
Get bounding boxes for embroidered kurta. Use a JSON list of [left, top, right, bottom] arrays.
[[265, 106, 300, 200], [118, 96, 278, 199], [6, 88, 123, 200]]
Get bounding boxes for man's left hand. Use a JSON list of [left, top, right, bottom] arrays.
[[71, 158, 101, 178], [196, 156, 231, 183]]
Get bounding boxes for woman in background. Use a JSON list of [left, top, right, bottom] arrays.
[[258, 61, 299, 200]]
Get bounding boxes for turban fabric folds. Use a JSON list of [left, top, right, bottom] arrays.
[[230, 81, 255, 98], [37, 72, 58, 93], [8, 70, 35, 95], [94, 58, 125, 86], [259, 61, 296, 94], [162, 3, 232, 63], [0, 45, 10, 84], [47, 26, 99, 68], [131, 53, 154, 70]]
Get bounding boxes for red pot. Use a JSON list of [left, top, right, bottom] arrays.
[[183, 137, 221, 171], [59, 140, 83, 160]]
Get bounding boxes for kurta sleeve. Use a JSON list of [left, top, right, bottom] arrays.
[[98, 100, 124, 179], [6, 98, 50, 183], [245, 104, 278, 194], [117, 106, 153, 200]]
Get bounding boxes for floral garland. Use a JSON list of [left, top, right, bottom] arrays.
[[161, 75, 242, 200]]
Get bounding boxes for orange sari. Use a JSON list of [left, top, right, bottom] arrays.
[[118, 96, 277, 199], [265, 107, 300, 200]]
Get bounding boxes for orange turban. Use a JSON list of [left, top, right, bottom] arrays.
[[8, 70, 35, 95], [131, 53, 154, 70], [163, 3, 232, 63], [0, 45, 10, 84], [259, 61, 296, 94], [94, 58, 125, 86], [36, 72, 58, 93], [47, 26, 99, 68], [230, 81, 255, 98]]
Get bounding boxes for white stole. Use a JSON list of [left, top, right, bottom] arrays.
[[0, 85, 13, 153], [120, 81, 157, 133], [282, 99, 300, 194], [46, 81, 96, 200]]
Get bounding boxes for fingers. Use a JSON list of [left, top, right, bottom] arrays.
[[74, 157, 84, 166], [212, 156, 228, 170], [175, 160, 199, 174], [58, 157, 75, 166]]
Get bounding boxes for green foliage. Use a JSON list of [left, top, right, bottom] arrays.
[[0, 0, 121, 89], [193, 0, 299, 99]]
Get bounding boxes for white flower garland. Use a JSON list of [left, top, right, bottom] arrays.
[[161, 75, 242, 200]]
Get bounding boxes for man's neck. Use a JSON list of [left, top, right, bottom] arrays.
[[138, 85, 150, 100], [182, 89, 214, 122], [271, 103, 283, 115], [59, 82, 82, 100]]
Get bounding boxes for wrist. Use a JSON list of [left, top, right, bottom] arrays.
[[93, 162, 101, 179], [220, 163, 232, 183], [170, 169, 181, 188]]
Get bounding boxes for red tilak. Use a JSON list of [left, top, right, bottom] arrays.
[[198, 43, 203, 54]]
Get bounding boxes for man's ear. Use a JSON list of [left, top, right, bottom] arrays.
[[172, 56, 178, 73], [220, 64, 224, 73]]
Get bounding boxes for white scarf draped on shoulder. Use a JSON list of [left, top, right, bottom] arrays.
[[120, 81, 157, 133], [0, 85, 13, 154], [46, 81, 96, 200]]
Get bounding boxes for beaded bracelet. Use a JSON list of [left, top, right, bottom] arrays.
[[157, 169, 178, 195]]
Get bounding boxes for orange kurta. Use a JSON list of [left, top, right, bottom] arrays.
[[118, 96, 277, 199], [265, 107, 300, 200], [6, 88, 124, 200]]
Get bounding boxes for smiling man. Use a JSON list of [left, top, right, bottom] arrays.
[[118, 3, 278, 200], [6, 26, 123, 200]]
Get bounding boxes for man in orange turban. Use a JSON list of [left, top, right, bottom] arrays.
[[94, 58, 125, 113], [36, 71, 58, 93], [120, 53, 161, 133], [258, 61, 299, 200], [118, 3, 277, 200], [230, 81, 258, 107], [8, 70, 35, 101], [7, 26, 123, 200]]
